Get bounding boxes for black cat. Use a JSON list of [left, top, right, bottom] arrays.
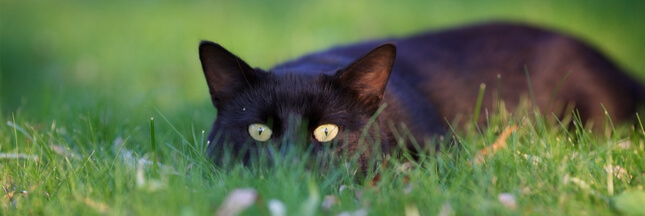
[[199, 22, 644, 168]]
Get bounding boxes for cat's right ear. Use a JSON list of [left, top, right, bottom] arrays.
[[199, 41, 256, 107], [334, 44, 396, 113]]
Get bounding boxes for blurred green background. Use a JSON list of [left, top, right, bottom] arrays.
[[2, 0, 645, 125]]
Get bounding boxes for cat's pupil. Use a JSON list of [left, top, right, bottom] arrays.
[[258, 127, 264, 135], [324, 128, 328, 136]]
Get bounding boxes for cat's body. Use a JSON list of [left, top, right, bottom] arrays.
[[199, 22, 644, 168]]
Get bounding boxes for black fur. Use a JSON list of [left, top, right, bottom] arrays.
[[199, 22, 644, 168]]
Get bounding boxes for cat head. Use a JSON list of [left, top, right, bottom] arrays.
[[199, 41, 396, 169]]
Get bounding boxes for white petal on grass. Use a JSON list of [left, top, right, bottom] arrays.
[[437, 202, 454, 216], [396, 162, 414, 174], [49, 144, 80, 160], [322, 195, 339, 210], [112, 137, 178, 175], [562, 174, 608, 200], [6, 121, 34, 142], [354, 190, 363, 201], [616, 139, 631, 149], [403, 183, 413, 195], [0, 153, 39, 161], [268, 199, 286, 216], [136, 165, 146, 188], [337, 208, 367, 216], [113, 137, 136, 167], [339, 185, 347, 193], [354, 209, 367, 216], [497, 193, 517, 210], [404, 205, 420, 216], [83, 197, 110, 214], [518, 152, 542, 166], [563, 175, 591, 190], [216, 188, 258, 216], [300, 181, 320, 216], [604, 165, 632, 181], [136, 164, 166, 192]]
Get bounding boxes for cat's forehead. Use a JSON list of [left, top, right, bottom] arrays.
[[280, 72, 325, 84], [269, 73, 331, 100], [244, 72, 339, 117]]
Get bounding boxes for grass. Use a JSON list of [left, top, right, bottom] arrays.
[[3, 104, 645, 215], [2, 0, 645, 215]]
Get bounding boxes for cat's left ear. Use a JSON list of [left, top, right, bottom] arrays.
[[335, 44, 396, 112], [199, 41, 257, 107]]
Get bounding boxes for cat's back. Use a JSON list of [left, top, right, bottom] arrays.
[[395, 22, 643, 124], [395, 22, 579, 76], [273, 22, 644, 125]]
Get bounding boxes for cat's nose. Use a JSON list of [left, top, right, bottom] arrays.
[[278, 115, 309, 152]]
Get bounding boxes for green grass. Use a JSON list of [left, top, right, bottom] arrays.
[[2, 0, 645, 215], [3, 105, 645, 215]]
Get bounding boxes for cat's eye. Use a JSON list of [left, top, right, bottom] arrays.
[[248, 123, 272, 142], [313, 124, 339, 142]]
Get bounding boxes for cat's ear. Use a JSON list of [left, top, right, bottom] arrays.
[[335, 43, 396, 112], [199, 41, 256, 107]]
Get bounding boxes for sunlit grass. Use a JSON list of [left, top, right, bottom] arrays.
[[2, 0, 645, 215], [2, 99, 644, 215]]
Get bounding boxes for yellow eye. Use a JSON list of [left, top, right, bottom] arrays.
[[313, 124, 339, 142], [248, 123, 272, 142]]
